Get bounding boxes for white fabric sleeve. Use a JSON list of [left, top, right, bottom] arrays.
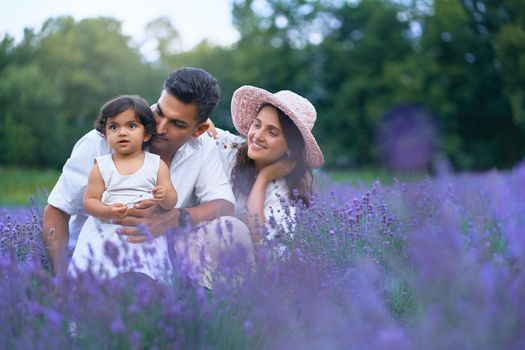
[[215, 128, 245, 144], [193, 134, 236, 205], [47, 130, 108, 216], [214, 128, 245, 178]]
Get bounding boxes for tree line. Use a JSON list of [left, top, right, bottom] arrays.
[[1, 0, 524, 170]]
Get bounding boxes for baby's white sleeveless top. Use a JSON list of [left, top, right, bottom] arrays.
[[97, 152, 159, 207], [69, 152, 172, 282]]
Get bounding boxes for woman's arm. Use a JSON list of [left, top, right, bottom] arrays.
[[83, 162, 127, 220], [153, 160, 178, 210]]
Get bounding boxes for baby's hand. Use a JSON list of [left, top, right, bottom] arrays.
[[151, 186, 167, 201], [109, 203, 128, 220]]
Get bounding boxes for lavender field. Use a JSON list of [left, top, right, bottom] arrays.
[[1, 166, 525, 349]]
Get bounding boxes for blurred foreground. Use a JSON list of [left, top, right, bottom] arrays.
[[1, 165, 524, 349]]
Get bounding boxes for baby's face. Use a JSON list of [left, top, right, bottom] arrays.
[[105, 108, 150, 156]]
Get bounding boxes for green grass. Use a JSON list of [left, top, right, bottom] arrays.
[[0, 166, 427, 207], [325, 168, 428, 186], [0, 167, 60, 206]]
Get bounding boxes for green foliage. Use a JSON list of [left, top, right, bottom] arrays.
[[0, 64, 64, 166], [0, 16, 160, 168], [317, 0, 414, 167], [460, 0, 525, 127], [411, 0, 522, 169], [145, 16, 181, 59], [1, 1, 525, 170]]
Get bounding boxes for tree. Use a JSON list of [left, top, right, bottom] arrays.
[[145, 16, 181, 61], [317, 0, 413, 167], [0, 16, 161, 167], [413, 0, 522, 169], [0, 64, 63, 166]]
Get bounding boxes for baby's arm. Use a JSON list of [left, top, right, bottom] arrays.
[[153, 159, 178, 210], [83, 161, 128, 220]]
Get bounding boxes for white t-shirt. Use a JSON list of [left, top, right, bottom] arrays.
[[214, 128, 296, 240], [48, 129, 235, 247]]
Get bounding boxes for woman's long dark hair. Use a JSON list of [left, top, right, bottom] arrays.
[[231, 104, 313, 207]]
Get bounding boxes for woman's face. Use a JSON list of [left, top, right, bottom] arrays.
[[247, 105, 289, 169]]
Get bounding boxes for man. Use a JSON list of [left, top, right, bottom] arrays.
[[43, 67, 241, 277]]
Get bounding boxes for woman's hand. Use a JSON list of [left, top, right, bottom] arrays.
[[257, 156, 297, 184], [206, 118, 218, 139]]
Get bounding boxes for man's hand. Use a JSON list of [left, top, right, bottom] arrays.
[[114, 199, 180, 243], [114, 198, 234, 243]]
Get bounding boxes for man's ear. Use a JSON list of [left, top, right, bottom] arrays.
[[192, 122, 210, 137]]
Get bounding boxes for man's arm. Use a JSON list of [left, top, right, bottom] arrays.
[[187, 198, 234, 224], [42, 204, 70, 276]]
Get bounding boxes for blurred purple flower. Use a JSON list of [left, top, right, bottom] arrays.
[[377, 104, 439, 172]]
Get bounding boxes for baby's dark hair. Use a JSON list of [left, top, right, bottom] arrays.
[[94, 95, 156, 137]]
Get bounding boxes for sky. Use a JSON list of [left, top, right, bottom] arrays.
[[0, 0, 240, 58]]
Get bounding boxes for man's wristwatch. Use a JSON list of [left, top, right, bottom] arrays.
[[178, 208, 191, 227]]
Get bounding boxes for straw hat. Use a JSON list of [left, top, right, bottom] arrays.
[[231, 85, 324, 168]]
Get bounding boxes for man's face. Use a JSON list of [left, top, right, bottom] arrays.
[[149, 90, 208, 155]]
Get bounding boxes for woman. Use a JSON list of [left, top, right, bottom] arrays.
[[214, 85, 324, 244]]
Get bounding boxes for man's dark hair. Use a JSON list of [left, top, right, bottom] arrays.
[[163, 67, 221, 124], [94, 95, 156, 137]]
